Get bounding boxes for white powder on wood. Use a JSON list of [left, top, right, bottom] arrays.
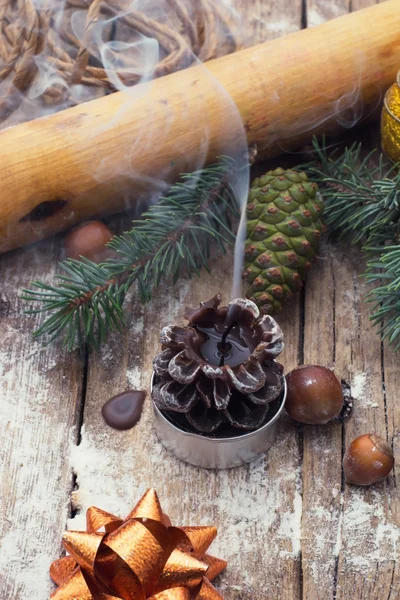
[[4, 329, 395, 597], [0, 321, 77, 599], [340, 488, 399, 572], [263, 19, 298, 35], [68, 415, 303, 596], [277, 479, 302, 558], [68, 386, 399, 595], [351, 372, 367, 400], [307, 2, 346, 27], [351, 372, 379, 409]]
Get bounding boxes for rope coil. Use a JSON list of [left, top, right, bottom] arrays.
[[0, 0, 247, 124]]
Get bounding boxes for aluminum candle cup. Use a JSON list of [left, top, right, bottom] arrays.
[[151, 296, 286, 469], [151, 373, 287, 469], [381, 70, 400, 163]]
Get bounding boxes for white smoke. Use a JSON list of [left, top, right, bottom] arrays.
[[0, 1, 374, 293]]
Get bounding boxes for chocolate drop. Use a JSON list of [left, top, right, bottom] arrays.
[[102, 390, 146, 430]]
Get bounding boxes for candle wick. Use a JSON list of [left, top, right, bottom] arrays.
[[220, 322, 235, 351], [218, 322, 236, 366]]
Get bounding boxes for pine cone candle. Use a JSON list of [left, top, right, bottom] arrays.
[[152, 295, 285, 435], [243, 168, 325, 314]]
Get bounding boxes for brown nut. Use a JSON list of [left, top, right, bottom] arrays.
[[64, 221, 113, 261], [285, 365, 343, 424], [343, 433, 394, 486]]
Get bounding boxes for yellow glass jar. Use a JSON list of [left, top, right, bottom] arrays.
[[381, 70, 400, 163]]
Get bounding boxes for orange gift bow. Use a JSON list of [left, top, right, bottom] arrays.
[[50, 489, 227, 600]]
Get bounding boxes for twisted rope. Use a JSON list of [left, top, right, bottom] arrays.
[[0, 0, 249, 123]]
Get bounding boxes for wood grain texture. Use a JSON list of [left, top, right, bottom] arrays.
[[0, 239, 84, 598], [301, 241, 399, 599], [2, 1, 400, 252], [301, 1, 398, 598], [301, 242, 343, 600], [333, 248, 399, 599], [306, 0, 350, 27], [67, 7, 304, 598], [72, 249, 303, 600], [383, 340, 400, 600], [352, 0, 379, 10], [245, 0, 301, 41], [0, 8, 108, 594], [1, 1, 400, 599], [303, 0, 400, 600]]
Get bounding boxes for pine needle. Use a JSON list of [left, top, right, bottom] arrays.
[[300, 138, 400, 349], [22, 157, 240, 350]]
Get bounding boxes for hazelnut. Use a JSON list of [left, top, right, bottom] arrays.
[[285, 365, 343, 424], [64, 221, 113, 261], [343, 433, 394, 486]]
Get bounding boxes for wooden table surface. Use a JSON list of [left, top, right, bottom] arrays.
[[1, 1, 399, 599]]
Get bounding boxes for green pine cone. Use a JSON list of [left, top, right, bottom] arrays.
[[243, 167, 325, 314]]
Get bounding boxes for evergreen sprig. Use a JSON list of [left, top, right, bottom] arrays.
[[301, 139, 400, 348], [366, 246, 400, 347], [22, 157, 240, 350]]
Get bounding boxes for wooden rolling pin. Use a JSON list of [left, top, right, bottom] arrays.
[[1, 0, 400, 253]]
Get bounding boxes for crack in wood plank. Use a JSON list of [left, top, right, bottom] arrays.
[[302, 243, 343, 600], [77, 348, 89, 446], [302, 0, 308, 28], [334, 241, 399, 599], [0, 239, 85, 598], [332, 415, 346, 600]]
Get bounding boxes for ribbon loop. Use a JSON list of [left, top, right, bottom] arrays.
[[50, 489, 225, 600], [87, 506, 123, 534]]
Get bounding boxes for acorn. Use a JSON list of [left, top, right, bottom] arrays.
[[285, 365, 343, 424], [64, 221, 113, 262], [343, 434, 394, 486]]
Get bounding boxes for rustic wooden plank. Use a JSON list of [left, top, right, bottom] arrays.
[[5, 3, 397, 600], [306, 0, 379, 27], [0, 3, 109, 594], [383, 339, 400, 600], [351, 0, 379, 10], [306, 0, 350, 27], [301, 0, 398, 595], [0, 239, 84, 598], [244, 0, 301, 42], [333, 251, 399, 599], [68, 5, 304, 598], [306, 2, 398, 597], [0, 5, 111, 598], [302, 238, 399, 599], [301, 241, 344, 600], [70, 244, 303, 600]]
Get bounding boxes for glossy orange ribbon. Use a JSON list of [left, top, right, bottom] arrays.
[[50, 489, 226, 599]]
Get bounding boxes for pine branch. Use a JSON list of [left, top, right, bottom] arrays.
[[301, 139, 400, 247], [366, 246, 400, 349], [299, 138, 400, 348], [22, 157, 240, 350]]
